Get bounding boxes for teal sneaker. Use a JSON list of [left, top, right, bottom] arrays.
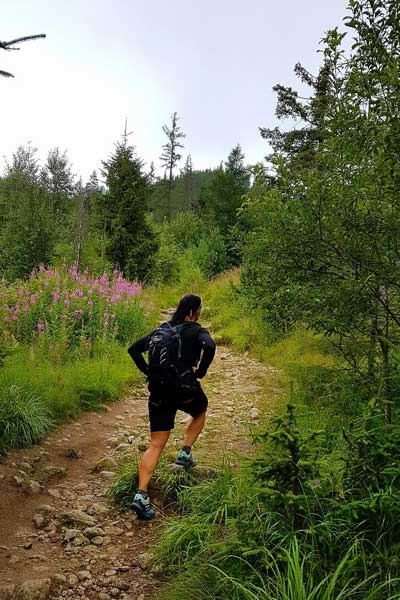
[[175, 449, 197, 469], [130, 491, 156, 520]]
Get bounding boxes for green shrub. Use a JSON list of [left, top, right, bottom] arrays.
[[0, 383, 52, 449]]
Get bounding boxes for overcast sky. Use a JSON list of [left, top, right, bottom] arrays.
[[1, 0, 349, 181]]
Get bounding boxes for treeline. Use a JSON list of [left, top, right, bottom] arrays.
[[0, 114, 250, 285]]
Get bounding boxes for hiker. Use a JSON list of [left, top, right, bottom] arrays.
[[127, 294, 216, 520]]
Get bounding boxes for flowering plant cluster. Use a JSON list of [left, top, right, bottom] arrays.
[[0, 264, 151, 353]]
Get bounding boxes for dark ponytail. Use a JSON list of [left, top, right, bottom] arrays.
[[170, 294, 202, 326]]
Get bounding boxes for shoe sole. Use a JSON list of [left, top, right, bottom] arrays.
[[175, 459, 197, 468], [130, 501, 155, 520]]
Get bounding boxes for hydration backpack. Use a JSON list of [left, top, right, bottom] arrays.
[[148, 323, 196, 392]]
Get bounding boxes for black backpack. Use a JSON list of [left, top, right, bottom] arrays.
[[148, 323, 196, 392]]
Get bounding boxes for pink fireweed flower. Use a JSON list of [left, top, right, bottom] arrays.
[[73, 309, 84, 319], [100, 273, 108, 286], [87, 288, 93, 295], [3, 316, 10, 322], [12, 315, 18, 321], [87, 300, 94, 306], [37, 322, 45, 332], [64, 299, 70, 307], [52, 291, 60, 302]]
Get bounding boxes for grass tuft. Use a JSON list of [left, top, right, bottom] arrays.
[[0, 383, 52, 449]]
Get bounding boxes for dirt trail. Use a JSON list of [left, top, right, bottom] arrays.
[[0, 345, 280, 600]]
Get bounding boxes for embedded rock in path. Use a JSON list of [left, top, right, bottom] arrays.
[[14, 578, 52, 600], [84, 526, 105, 539], [29, 480, 42, 494], [63, 528, 80, 542], [33, 513, 47, 529], [91, 457, 118, 473], [249, 407, 259, 420], [60, 510, 95, 527], [100, 471, 116, 480]]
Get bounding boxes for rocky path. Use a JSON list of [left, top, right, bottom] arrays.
[[0, 346, 280, 600]]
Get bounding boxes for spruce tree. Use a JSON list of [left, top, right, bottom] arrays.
[[204, 144, 250, 238], [102, 136, 158, 281], [183, 155, 193, 211], [0, 145, 53, 280]]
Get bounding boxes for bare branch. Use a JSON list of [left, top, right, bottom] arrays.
[[0, 33, 46, 78], [0, 34, 46, 51], [0, 69, 14, 78]]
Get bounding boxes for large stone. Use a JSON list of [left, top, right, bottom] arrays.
[[60, 510, 95, 527], [29, 480, 42, 494], [33, 514, 46, 529], [91, 536, 104, 546], [15, 578, 52, 600], [63, 528, 80, 542], [84, 526, 105, 540], [72, 534, 90, 546]]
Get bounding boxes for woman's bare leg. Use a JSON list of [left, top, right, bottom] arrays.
[[138, 430, 170, 492], [183, 411, 206, 447]]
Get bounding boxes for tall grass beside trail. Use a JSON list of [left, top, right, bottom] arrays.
[[153, 406, 400, 600], [0, 264, 151, 450]]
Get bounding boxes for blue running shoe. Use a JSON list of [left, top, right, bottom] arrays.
[[175, 449, 197, 469], [130, 491, 155, 520]]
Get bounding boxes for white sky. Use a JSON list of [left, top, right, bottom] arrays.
[[1, 0, 349, 181]]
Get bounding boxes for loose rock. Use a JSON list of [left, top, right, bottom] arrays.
[[61, 510, 95, 527]]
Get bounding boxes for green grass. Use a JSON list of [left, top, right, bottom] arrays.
[[0, 383, 52, 449], [0, 341, 143, 448]]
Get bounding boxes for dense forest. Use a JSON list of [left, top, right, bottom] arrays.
[[1, 1, 400, 599]]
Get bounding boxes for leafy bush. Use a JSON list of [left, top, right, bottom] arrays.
[[0, 383, 52, 449]]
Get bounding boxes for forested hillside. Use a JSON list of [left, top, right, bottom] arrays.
[[1, 1, 400, 599]]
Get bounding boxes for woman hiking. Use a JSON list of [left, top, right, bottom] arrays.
[[128, 294, 216, 520]]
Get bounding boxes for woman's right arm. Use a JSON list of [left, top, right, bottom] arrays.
[[127, 333, 152, 375]]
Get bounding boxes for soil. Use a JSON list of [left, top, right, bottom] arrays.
[[0, 343, 281, 600]]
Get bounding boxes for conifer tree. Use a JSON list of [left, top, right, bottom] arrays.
[[0, 145, 53, 280], [41, 148, 74, 228], [183, 155, 193, 211], [101, 134, 158, 281], [160, 112, 185, 218], [204, 144, 250, 238]]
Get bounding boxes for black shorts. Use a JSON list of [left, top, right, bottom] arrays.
[[148, 381, 208, 432]]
